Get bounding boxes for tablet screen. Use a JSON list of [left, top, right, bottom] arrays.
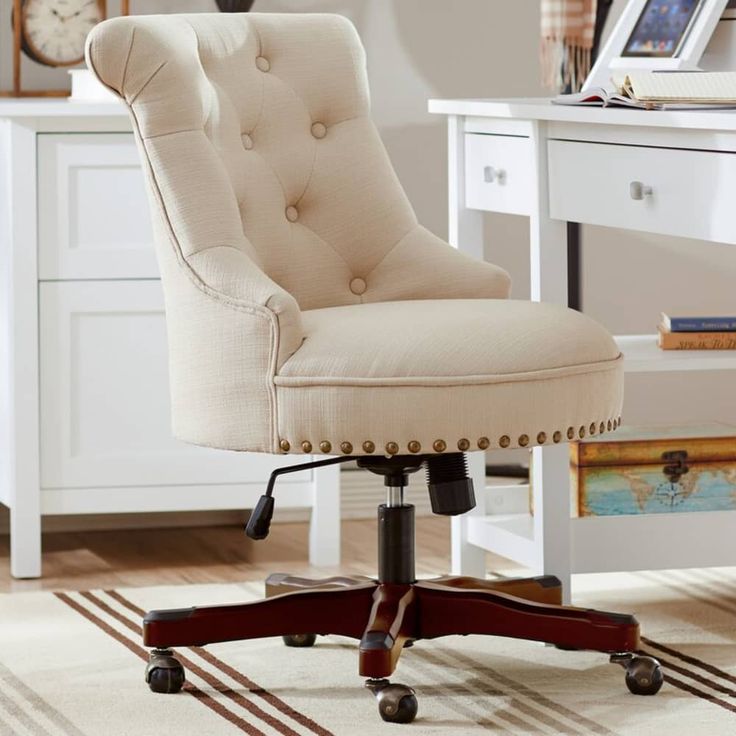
[[622, 0, 704, 57]]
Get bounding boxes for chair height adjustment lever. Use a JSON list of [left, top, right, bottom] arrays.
[[245, 455, 356, 540]]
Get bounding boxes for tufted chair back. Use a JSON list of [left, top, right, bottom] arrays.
[[86, 13, 510, 453]]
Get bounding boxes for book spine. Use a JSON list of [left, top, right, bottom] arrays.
[[658, 330, 736, 350], [668, 317, 736, 332]]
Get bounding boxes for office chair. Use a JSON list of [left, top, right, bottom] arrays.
[[87, 13, 662, 724]]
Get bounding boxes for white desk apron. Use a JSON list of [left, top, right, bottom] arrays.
[[430, 97, 736, 602]]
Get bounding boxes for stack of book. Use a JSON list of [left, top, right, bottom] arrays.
[[658, 313, 736, 351]]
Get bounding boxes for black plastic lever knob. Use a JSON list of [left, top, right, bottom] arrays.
[[245, 495, 275, 540]]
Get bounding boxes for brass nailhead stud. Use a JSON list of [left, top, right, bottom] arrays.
[[477, 437, 490, 450], [499, 435, 511, 448], [362, 440, 375, 454], [537, 431, 547, 444], [433, 439, 447, 453], [553, 430, 562, 443], [600, 422, 606, 434], [340, 441, 353, 454], [607, 420, 613, 432], [457, 438, 470, 451], [518, 434, 529, 447], [301, 441, 312, 453], [279, 439, 290, 452], [408, 440, 421, 453], [567, 427, 575, 440], [579, 426, 586, 439], [590, 422, 596, 435], [319, 440, 332, 453], [386, 442, 399, 455], [618, 416, 622, 427]]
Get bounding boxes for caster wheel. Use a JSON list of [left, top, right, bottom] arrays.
[[145, 649, 185, 694], [367, 681, 418, 724], [624, 656, 664, 695], [282, 633, 317, 648]]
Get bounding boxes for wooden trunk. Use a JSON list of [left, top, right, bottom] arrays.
[[570, 423, 736, 517]]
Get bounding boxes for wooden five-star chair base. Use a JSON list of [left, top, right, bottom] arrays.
[[142, 455, 663, 724]]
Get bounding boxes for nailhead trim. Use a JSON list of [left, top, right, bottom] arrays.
[[281, 417, 621, 455]]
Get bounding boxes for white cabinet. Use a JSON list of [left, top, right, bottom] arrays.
[[38, 133, 158, 280], [0, 104, 339, 578]]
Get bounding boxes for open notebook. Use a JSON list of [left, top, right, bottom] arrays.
[[553, 71, 736, 110]]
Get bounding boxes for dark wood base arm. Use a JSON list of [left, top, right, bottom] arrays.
[[143, 573, 639, 671], [143, 583, 376, 648]]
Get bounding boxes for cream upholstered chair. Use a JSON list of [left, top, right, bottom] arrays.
[[87, 12, 662, 724]]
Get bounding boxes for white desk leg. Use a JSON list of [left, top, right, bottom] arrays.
[[529, 120, 572, 601], [2, 122, 42, 579], [451, 451, 487, 577], [447, 115, 487, 577], [308, 462, 341, 568]]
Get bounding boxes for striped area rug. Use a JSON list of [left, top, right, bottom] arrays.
[[2, 568, 736, 735]]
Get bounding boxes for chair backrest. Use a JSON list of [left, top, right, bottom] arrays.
[[87, 12, 421, 312]]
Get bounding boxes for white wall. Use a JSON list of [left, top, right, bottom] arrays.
[[16, 0, 736, 428]]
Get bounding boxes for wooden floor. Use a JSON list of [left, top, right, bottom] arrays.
[[0, 516, 485, 593]]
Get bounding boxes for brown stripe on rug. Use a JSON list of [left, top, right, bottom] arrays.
[[642, 637, 736, 688], [54, 592, 266, 736], [428, 645, 617, 735], [104, 589, 332, 736], [0, 660, 86, 736], [76, 590, 311, 736]]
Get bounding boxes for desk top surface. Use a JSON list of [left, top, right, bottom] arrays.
[[0, 98, 126, 118], [429, 97, 736, 132]]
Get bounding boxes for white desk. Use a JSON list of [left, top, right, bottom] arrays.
[[430, 97, 736, 601]]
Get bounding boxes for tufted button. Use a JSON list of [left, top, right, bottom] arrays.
[[311, 122, 327, 139], [255, 56, 270, 72], [349, 277, 366, 295], [285, 206, 299, 222], [241, 133, 253, 150]]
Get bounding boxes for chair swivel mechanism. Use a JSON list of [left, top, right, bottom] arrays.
[[87, 12, 662, 724]]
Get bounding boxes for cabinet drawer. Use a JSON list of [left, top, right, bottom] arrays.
[[548, 140, 736, 245], [40, 280, 304, 489], [38, 133, 158, 280], [464, 133, 534, 215]]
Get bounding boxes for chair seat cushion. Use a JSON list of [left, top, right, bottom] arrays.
[[275, 300, 623, 455]]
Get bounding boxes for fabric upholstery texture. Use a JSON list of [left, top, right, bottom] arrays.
[[86, 12, 623, 456]]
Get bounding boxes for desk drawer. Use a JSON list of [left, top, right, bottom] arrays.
[[38, 133, 157, 280], [548, 140, 736, 245], [464, 133, 534, 215]]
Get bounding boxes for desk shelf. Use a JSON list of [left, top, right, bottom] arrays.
[[618, 334, 736, 373]]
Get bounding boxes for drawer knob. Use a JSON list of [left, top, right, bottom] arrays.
[[629, 181, 653, 200], [483, 165, 506, 185]]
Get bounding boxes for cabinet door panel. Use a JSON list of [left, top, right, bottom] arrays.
[[38, 133, 158, 280], [40, 281, 303, 489]]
